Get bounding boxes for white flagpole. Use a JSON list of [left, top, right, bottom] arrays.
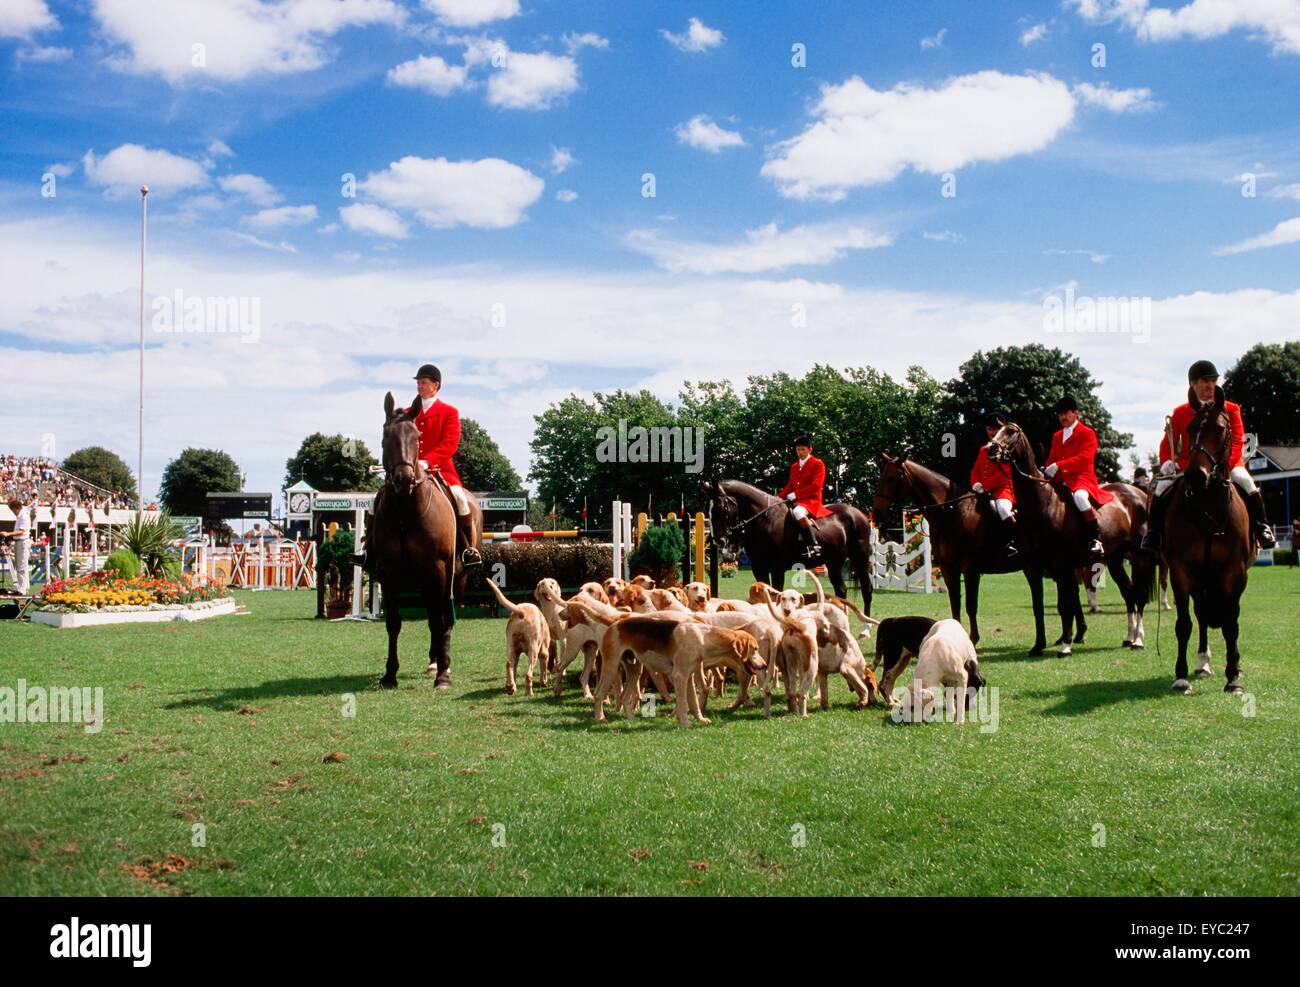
[[138, 185, 149, 515]]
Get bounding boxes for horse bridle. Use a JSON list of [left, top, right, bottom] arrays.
[[989, 421, 1053, 485], [1186, 407, 1231, 491]]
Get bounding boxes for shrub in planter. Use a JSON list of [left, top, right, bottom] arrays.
[[103, 549, 140, 580], [627, 521, 686, 587]]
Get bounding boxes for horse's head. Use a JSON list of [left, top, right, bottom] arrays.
[[872, 452, 910, 518], [708, 479, 738, 535], [1184, 385, 1231, 496], [987, 421, 1033, 472], [381, 391, 422, 496]]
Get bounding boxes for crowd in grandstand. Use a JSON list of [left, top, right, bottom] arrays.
[[1, 454, 137, 510]]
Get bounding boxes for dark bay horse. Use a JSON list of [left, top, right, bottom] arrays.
[[988, 421, 1155, 657], [872, 453, 1048, 653], [371, 393, 459, 689], [1161, 388, 1253, 693], [708, 479, 873, 614]]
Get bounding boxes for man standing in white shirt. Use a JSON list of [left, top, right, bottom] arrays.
[[2, 498, 32, 595]]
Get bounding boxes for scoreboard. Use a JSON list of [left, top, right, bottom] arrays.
[[205, 492, 273, 519]]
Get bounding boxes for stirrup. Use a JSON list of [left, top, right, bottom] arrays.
[[1256, 525, 1276, 549], [461, 547, 483, 569], [1088, 539, 1104, 558]]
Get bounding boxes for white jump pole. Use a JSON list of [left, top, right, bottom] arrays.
[[350, 507, 365, 618]]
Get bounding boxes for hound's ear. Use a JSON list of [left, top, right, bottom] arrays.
[[1214, 384, 1225, 409], [384, 392, 395, 421], [731, 634, 747, 662]]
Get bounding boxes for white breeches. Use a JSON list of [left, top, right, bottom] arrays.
[[791, 504, 809, 521], [1230, 466, 1257, 495], [993, 498, 1013, 521], [449, 484, 471, 516], [1071, 489, 1092, 512], [1156, 466, 1256, 497]]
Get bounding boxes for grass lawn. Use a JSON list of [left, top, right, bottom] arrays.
[[2, 566, 1298, 896]]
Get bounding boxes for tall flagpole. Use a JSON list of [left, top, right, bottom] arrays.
[[138, 185, 148, 515]]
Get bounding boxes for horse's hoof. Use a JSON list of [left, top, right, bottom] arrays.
[[1224, 682, 1243, 694], [1171, 679, 1191, 693], [425, 665, 438, 676], [435, 673, 452, 690], [379, 676, 398, 690], [1057, 645, 1072, 658], [1075, 634, 1086, 645], [1193, 668, 1212, 678], [1121, 639, 1133, 649], [1129, 643, 1144, 650], [1027, 646, 1045, 658], [505, 684, 516, 696]]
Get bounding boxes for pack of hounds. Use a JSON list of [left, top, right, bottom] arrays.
[[484, 573, 985, 728]]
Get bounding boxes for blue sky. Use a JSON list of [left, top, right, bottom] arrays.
[[2, 0, 1299, 503]]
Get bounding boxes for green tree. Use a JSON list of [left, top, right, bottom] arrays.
[[158, 448, 242, 519], [941, 344, 1132, 480], [456, 418, 523, 491], [61, 446, 137, 498], [1224, 341, 1300, 446], [283, 433, 380, 492]]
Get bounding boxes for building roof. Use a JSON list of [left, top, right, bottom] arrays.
[[1259, 445, 1300, 471], [285, 479, 317, 493]]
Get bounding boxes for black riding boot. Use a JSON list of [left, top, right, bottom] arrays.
[[457, 514, 483, 570], [1141, 492, 1167, 551], [1001, 514, 1019, 559], [1081, 508, 1103, 560], [798, 519, 821, 559], [1246, 490, 1276, 549]]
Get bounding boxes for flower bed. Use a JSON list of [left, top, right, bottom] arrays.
[[37, 572, 232, 614]]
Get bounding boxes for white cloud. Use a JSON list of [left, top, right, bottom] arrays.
[[82, 144, 209, 197], [561, 31, 609, 54], [386, 53, 470, 95], [422, 0, 518, 27], [1267, 182, 1300, 200], [549, 146, 575, 173], [1044, 248, 1111, 263], [556, 189, 578, 203], [227, 230, 298, 253], [1068, 0, 1300, 55], [207, 139, 235, 159], [625, 221, 892, 274], [44, 162, 74, 178], [674, 115, 746, 153], [360, 155, 543, 229], [91, 0, 406, 83], [1214, 216, 1300, 255], [16, 44, 71, 63], [921, 27, 947, 49], [661, 17, 724, 53], [923, 230, 963, 243], [1074, 81, 1159, 113], [488, 48, 579, 109], [762, 71, 1076, 200], [242, 204, 318, 230], [340, 202, 410, 238], [1020, 22, 1049, 45], [0, 0, 57, 38], [318, 222, 340, 233], [218, 172, 281, 207]]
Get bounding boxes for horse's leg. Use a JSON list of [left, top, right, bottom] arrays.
[[380, 579, 401, 689], [1025, 566, 1047, 656], [827, 553, 848, 601], [1107, 559, 1136, 648], [1195, 617, 1212, 677], [1073, 574, 1087, 644], [964, 570, 981, 646], [1222, 596, 1243, 694], [1172, 590, 1193, 692], [1055, 572, 1075, 657], [944, 561, 962, 622]]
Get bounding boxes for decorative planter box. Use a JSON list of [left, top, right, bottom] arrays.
[[31, 598, 237, 629]]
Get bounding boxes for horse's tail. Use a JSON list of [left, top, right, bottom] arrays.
[[485, 578, 525, 615]]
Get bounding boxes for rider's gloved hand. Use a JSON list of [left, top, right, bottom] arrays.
[[1159, 460, 1176, 475], [972, 482, 984, 494], [785, 493, 796, 502], [1044, 463, 1059, 478]]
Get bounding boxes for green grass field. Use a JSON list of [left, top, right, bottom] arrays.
[[3, 566, 1298, 896]]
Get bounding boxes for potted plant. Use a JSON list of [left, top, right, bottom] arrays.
[[319, 530, 355, 618]]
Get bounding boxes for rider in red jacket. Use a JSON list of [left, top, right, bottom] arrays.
[[410, 364, 481, 569], [1141, 359, 1274, 550], [970, 412, 1018, 557], [1043, 395, 1110, 560], [778, 435, 832, 558]]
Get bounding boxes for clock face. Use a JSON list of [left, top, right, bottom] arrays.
[[290, 493, 311, 513]]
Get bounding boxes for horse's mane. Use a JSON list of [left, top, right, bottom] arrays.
[[901, 458, 966, 500], [719, 479, 780, 507]]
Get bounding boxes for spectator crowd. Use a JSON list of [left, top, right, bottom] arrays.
[[2, 454, 137, 511]]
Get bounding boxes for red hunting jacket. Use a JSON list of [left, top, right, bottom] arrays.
[[1046, 421, 1113, 506], [409, 397, 463, 487], [970, 446, 1015, 504], [778, 456, 832, 518], [1158, 400, 1245, 470]]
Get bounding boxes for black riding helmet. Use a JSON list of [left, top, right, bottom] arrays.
[[413, 363, 442, 383], [1187, 359, 1219, 382], [1054, 395, 1080, 413]]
